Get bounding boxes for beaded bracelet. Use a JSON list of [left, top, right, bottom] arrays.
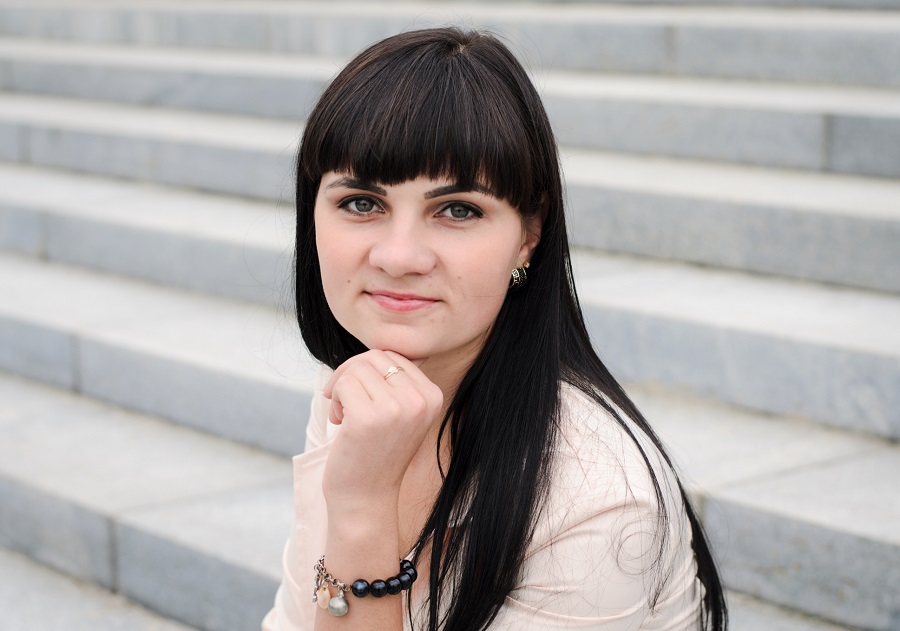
[[313, 556, 418, 617]]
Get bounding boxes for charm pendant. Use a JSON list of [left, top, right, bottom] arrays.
[[316, 585, 330, 610], [328, 591, 349, 617]]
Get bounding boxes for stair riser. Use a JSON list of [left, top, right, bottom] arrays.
[[704, 498, 900, 631], [3, 122, 293, 200], [0, 315, 309, 456], [0, 477, 114, 589], [118, 525, 277, 631], [1, 5, 899, 87], [567, 186, 900, 294], [7, 207, 288, 307], [584, 306, 900, 440], [1, 58, 327, 120], [81, 340, 310, 457], [4, 64, 900, 178], [0, 475, 280, 631]]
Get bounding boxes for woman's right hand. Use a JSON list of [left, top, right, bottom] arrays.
[[321, 349, 444, 516]]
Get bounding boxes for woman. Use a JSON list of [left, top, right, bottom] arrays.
[[263, 27, 727, 631]]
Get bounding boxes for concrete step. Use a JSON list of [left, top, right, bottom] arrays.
[[3, 44, 900, 177], [727, 593, 859, 631], [0, 93, 299, 201], [0, 251, 316, 457], [0, 546, 198, 631], [0, 374, 292, 631], [2, 160, 897, 308], [564, 151, 900, 295], [1, 246, 897, 441], [1, 372, 895, 630], [631, 383, 900, 631], [572, 251, 900, 440], [0, 3, 898, 87], [0, 163, 295, 306]]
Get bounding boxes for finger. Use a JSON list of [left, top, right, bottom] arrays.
[[329, 374, 370, 425], [328, 397, 344, 425], [381, 351, 434, 391]]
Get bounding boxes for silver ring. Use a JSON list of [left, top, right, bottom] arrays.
[[383, 365, 404, 380]]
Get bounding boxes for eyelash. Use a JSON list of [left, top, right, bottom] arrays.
[[337, 196, 484, 222]]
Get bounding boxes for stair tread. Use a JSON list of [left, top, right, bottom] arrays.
[[0, 92, 297, 149], [571, 251, 900, 357], [563, 150, 900, 220], [5, 0, 900, 28], [4, 39, 900, 116], [0, 546, 197, 631], [0, 251, 316, 389], [630, 384, 896, 545]]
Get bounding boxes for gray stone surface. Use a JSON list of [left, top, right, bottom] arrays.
[[629, 384, 884, 493], [118, 484, 291, 631], [574, 253, 900, 439], [0, 92, 297, 201], [0, 476, 114, 588], [728, 592, 856, 631], [0, 120, 21, 160], [547, 96, 826, 170], [0, 253, 316, 453], [0, 41, 333, 119], [674, 27, 900, 87], [0, 372, 293, 626], [5, 45, 900, 177], [0, 203, 43, 255], [0, 163, 295, 304], [80, 339, 311, 456], [705, 449, 900, 630], [0, 547, 196, 631], [0, 316, 74, 388], [2, 3, 900, 84], [566, 184, 900, 293], [831, 114, 900, 179]]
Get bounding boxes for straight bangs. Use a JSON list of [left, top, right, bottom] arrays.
[[299, 30, 541, 213]]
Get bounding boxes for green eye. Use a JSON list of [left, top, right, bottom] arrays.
[[349, 198, 375, 213], [443, 203, 482, 220]]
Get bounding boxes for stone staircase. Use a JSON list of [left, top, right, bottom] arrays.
[[0, 1, 897, 630]]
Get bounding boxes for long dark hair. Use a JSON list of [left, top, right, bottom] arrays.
[[295, 27, 727, 631]]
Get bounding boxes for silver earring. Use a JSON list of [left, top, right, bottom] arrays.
[[509, 262, 530, 289]]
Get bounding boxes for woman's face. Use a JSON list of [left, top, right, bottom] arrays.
[[314, 172, 540, 377]]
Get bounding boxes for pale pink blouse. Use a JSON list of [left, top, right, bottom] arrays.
[[262, 368, 702, 631]]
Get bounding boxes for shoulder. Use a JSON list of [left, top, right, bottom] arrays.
[[548, 382, 676, 522], [498, 382, 701, 627]]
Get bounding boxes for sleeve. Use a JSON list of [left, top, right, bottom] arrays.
[[262, 363, 334, 631], [487, 387, 701, 630], [303, 364, 334, 452]]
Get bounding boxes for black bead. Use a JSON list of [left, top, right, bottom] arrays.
[[400, 559, 413, 571], [351, 580, 370, 598], [386, 577, 402, 595], [405, 567, 418, 583], [370, 580, 388, 598], [398, 572, 412, 590]]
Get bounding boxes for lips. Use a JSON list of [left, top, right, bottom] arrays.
[[366, 290, 438, 312]]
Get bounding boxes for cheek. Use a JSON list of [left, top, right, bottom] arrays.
[[315, 221, 351, 306]]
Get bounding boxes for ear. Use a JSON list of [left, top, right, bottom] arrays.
[[518, 210, 542, 265]]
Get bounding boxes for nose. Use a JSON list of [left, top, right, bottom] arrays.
[[368, 214, 437, 277]]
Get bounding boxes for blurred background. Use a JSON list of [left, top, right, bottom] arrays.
[[0, 1, 898, 630]]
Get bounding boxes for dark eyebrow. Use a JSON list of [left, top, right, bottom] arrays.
[[424, 183, 497, 199], [325, 177, 387, 196]]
